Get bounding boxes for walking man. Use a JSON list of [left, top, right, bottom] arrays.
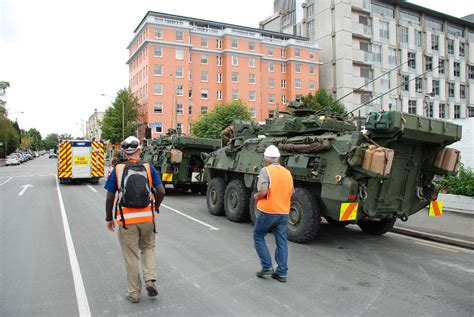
[[104, 136, 165, 303], [253, 145, 294, 283]]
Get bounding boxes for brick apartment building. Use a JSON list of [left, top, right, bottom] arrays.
[[127, 11, 321, 138]]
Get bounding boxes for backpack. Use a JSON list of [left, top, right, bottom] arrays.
[[119, 161, 152, 208]]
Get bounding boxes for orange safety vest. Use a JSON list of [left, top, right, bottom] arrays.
[[115, 160, 155, 226], [256, 165, 293, 214]]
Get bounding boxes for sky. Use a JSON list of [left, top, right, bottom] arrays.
[[0, 0, 472, 138]]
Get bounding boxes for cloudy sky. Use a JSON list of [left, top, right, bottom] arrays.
[[0, 0, 472, 137]]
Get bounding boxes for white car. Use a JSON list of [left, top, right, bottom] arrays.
[[5, 155, 21, 166]]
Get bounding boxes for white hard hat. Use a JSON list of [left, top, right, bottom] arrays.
[[264, 145, 280, 158], [121, 136, 141, 154]]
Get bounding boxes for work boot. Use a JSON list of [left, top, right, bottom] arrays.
[[271, 273, 287, 283], [125, 292, 140, 303], [145, 280, 158, 297], [256, 268, 273, 278]]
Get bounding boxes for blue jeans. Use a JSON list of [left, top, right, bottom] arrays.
[[253, 212, 289, 276]]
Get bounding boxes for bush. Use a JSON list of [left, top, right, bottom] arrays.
[[437, 165, 474, 196]]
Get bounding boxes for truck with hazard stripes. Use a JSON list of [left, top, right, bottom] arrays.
[[202, 105, 462, 243], [57, 140, 105, 184]]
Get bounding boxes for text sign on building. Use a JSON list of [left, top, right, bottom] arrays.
[[148, 122, 162, 128]]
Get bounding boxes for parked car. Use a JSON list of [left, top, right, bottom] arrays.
[[11, 153, 24, 163], [5, 155, 21, 166]]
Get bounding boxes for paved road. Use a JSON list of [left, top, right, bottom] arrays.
[[1, 157, 473, 316]]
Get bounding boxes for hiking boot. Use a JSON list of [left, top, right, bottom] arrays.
[[145, 280, 158, 297], [125, 292, 140, 303], [271, 273, 287, 283], [256, 268, 274, 278]]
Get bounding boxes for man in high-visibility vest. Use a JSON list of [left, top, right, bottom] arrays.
[[253, 145, 294, 283], [104, 136, 165, 303]]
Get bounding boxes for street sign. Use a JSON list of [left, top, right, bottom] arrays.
[[148, 122, 162, 128]]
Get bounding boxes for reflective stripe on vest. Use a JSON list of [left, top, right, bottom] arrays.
[[256, 165, 293, 214], [115, 160, 154, 225]]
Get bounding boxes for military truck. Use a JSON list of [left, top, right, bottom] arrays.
[[202, 106, 462, 243], [142, 131, 221, 194]]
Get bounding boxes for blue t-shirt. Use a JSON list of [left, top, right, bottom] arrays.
[[104, 162, 162, 193]]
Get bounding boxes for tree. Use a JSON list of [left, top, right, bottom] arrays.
[[192, 100, 252, 139], [101, 88, 139, 142], [27, 128, 42, 150], [43, 133, 59, 150], [299, 90, 346, 115], [58, 133, 73, 141]]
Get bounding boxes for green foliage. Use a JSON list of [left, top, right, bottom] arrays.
[[438, 165, 474, 197], [299, 90, 346, 115], [191, 100, 251, 139], [26, 128, 42, 150], [43, 133, 59, 150], [101, 88, 140, 142], [0, 105, 20, 156]]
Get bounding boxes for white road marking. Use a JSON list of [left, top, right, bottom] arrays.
[[433, 260, 474, 273], [18, 184, 33, 196], [161, 204, 220, 231], [87, 185, 97, 193], [0, 177, 13, 186], [415, 241, 459, 253], [55, 175, 91, 317]]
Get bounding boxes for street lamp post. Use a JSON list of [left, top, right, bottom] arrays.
[[101, 93, 124, 141]]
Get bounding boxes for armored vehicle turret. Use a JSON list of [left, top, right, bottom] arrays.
[[203, 107, 462, 243]]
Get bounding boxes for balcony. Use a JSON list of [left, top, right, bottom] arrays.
[[352, 48, 372, 64], [352, 0, 371, 12], [352, 22, 372, 38]]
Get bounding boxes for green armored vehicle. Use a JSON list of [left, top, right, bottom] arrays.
[[142, 131, 221, 194], [203, 106, 462, 243]]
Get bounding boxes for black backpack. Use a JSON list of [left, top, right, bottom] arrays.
[[119, 161, 152, 208]]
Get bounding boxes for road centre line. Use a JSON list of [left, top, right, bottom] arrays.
[[55, 175, 91, 317], [415, 241, 459, 253], [87, 185, 97, 193], [0, 177, 13, 186], [161, 204, 220, 231]]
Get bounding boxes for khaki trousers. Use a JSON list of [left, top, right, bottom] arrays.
[[117, 222, 157, 297]]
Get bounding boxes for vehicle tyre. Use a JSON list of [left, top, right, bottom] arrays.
[[249, 194, 260, 225], [206, 177, 226, 216], [224, 179, 250, 222], [288, 188, 320, 243], [325, 217, 350, 227], [357, 218, 396, 235]]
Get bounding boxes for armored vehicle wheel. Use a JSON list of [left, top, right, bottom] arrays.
[[206, 178, 226, 216], [288, 188, 320, 243], [224, 179, 250, 222], [249, 194, 260, 225], [357, 218, 396, 235], [325, 217, 350, 227]]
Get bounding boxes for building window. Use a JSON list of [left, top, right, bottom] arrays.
[[217, 72, 222, 83], [155, 125, 162, 133], [176, 123, 183, 132], [153, 103, 162, 114], [189, 53, 192, 63], [188, 105, 193, 115], [408, 100, 417, 114], [426, 102, 434, 117], [439, 104, 446, 118], [249, 73, 256, 84], [248, 41, 255, 51], [217, 90, 223, 100], [281, 79, 286, 88], [231, 38, 238, 49], [200, 71, 208, 82], [448, 25, 464, 37], [447, 39, 454, 54], [154, 64, 162, 76], [188, 88, 193, 98], [268, 47, 273, 56], [431, 34, 439, 51], [295, 48, 301, 57], [415, 31, 422, 47], [402, 75, 409, 91], [268, 62, 274, 72], [249, 91, 256, 101], [295, 79, 302, 89], [453, 62, 460, 77], [460, 43, 465, 57], [201, 106, 208, 115], [281, 95, 287, 104], [469, 65, 474, 79], [468, 107, 474, 118], [415, 77, 423, 92], [268, 78, 275, 88], [176, 30, 184, 41], [309, 81, 315, 90], [448, 82, 455, 98], [268, 110, 275, 118], [381, 74, 390, 90], [231, 72, 239, 83], [425, 56, 433, 71], [248, 57, 256, 68], [309, 66, 315, 75], [460, 85, 466, 99], [176, 104, 183, 115], [454, 105, 461, 119], [281, 48, 286, 58], [200, 89, 208, 99], [281, 64, 286, 73], [307, 20, 315, 40], [439, 59, 445, 74], [379, 21, 389, 41], [154, 83, 163, 95], [217, 56, 222, 66], [201, 37, 208, 47], [295, 63, 301, 73], [201, 54, 208, 65], [154, 45, 162, 57], [388, 48, 397, 66], [433, 80, 440, 96], [307, 4, 314, 17], [217, 39, 222, 49], [408, 52, 416, 69], [175, 48, 184, 60], [250, 107, 256, 118], [175, 66, 183, 78], [372, 44, 381, 63], [176, 85, 184, 96], [425, 19, 443, 32], [231, 89, 239, 100], [268, 94, 275, 103], [309, 51, 315, 59], [155, 27, 163, 38], [232, 55, 239, 66], [400, 11, 420, 23], [400, 26, 408, 44]]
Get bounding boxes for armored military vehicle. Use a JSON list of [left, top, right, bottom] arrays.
[[202, 105, 462, 243], [142, 131, 221, 194]]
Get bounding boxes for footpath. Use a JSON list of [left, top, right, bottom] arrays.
[[393, 193, 474, 249]]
